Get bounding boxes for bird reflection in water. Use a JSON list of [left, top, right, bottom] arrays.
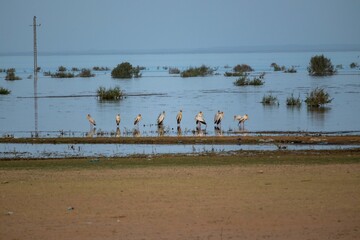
[[133, 128, 141, 137], [116, 127, 121, 137], [177, 126, 182, 136], [157, 125, 165, 137], [86, 127, 96, 137], [214, 126, 223, 136]]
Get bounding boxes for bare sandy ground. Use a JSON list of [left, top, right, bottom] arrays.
[[1, 163, 359, 240]]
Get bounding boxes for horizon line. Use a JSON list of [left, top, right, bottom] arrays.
[[1, 43, 360, 56]]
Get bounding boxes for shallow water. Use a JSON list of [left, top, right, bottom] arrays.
[[1, 51, 360, 138], [1, 143, 359, 159]]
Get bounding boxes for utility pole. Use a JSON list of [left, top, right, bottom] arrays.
[[31, 16, 41, 137]]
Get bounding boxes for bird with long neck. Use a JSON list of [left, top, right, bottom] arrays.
[[195, 111, 206, 129], [116, 114, 121, 126], [214, 110, 224, 128], [157, 111, 166, 125], [234, 114, 248, 128], [134, 114, 142, 126], [87, 114, 96, 127], [176, 110, 183, 125]]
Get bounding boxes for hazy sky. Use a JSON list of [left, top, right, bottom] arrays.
[[1, 0, 359, 53]]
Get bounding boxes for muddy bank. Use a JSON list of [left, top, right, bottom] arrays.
[[1, 161, 359, 240], [1, 135, 360, 145]]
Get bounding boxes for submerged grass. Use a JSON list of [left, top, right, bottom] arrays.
[[97, 86, 123, 100], [286, 93, 302, 106], [1, 150, 359, 170], [0, 87, 11, 95], [261, 94, 278, 105]]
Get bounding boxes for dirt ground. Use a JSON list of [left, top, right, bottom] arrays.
[[1, 163, 359, 240]]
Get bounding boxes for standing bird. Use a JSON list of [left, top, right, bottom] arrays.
[[116, 114, 121, 126], [157, 111, 166, 125], [134, 114, 142, 126], [195, 111, 207, 129], [176, 110, 183, 125], [214, 110, 224, 128], [87, 114, 96, 127], [234, 114, 248, 128]]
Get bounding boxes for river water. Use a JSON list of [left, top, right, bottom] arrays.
[[1, 51, 360, 138]]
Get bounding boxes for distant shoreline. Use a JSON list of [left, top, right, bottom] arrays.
[[2, 44, 360, 57]]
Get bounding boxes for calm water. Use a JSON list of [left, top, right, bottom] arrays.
[[1, 51, 360, 137], [1, 143, 359, 159]]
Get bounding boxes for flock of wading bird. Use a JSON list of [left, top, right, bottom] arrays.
[[86, 111, 248, 136]]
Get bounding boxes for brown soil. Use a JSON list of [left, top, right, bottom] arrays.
[[1, 163, 359, 239]]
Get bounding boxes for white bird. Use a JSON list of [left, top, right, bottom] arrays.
[[214, 110, 224, 127], [87, 114, 96, 127], [176, 110, 183, 125], [195, 111, 206, 129], [116, 114, 121, 126], [134, 114, 142, 125], [157, 111, 165, 125], [234, 114, 248, 128]]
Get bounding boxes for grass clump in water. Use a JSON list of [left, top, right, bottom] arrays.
[[286, 93, 301, 106], [261, 93, 279, 105], [97, 86, 123, 100], [0, 87, 11, 95], [233, 73, 264, 86], [180, 65, 215, 77], [5, 69, 21, 80], [77, 68, 95, 78], [305, 87, 333, 107]]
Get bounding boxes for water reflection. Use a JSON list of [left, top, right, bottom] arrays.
[[177, 126, 182, 136], [157, 125, 165, 136], [133, 128, 141, 137], [308, 107, 331, 128], [214, 126, 223, 136], [86, 127, 96, 137], [116, 127, 121, 137]]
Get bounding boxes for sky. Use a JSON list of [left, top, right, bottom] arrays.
[[1, 0, 360, 54]]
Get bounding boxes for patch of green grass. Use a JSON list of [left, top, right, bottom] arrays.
[[97, 86, 123, 100], [0, 87, 11, 95]]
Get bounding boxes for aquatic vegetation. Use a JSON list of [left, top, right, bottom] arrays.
[[168, 67, 180, 74], [233, 75, 264, 86], [5, 69, 21, 80], [305, 87, 333, 107], [97, 86, 123, 100], [270, 63, 285, 71], [51, 72, 75, 78], [0, 68, 5, 73], [77, 68, 95, 78], [286, 93, 301, 106], [308, 55, 336, 76], [225, 64, 253, 76], [93, 66, 110, 71], [0, 87, 11, 95], [111, 62, 142, 79], [180, 65, 215, 77], [233, 64, 254, 73], [71, 67, 80, 71], [284, 66, 297, 73], [58, 66, 67, 72], [350, 62, 359, 69], [261, 94, 278, 105]]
